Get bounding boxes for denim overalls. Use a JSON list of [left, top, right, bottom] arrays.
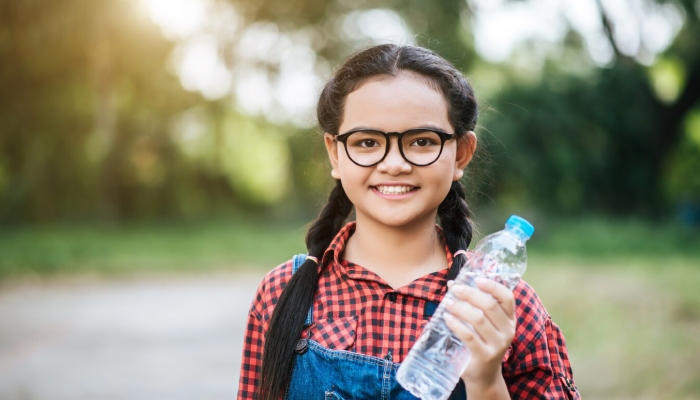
[[286, 254, 466, 400]]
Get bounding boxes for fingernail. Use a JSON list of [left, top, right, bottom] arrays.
[[443, 297, 455, 307]]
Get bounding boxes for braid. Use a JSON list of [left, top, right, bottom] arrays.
[[437, 180, 474, 281], [260, 180, 353, 400], [305, 181, 354, 255], [256, 43, 479, 398]]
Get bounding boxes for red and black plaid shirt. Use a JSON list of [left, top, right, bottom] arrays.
[[238, 222, 580, 399]]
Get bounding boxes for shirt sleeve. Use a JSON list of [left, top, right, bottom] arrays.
[[502, 281, 581, 399], [237, 260, 293, 400]]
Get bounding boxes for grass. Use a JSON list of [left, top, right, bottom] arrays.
[[1, 216, 699, 398], [526, 256, 700, 399], [0, 217, 308, 278], [475, 216, 700, 259], [1, 216, 697, 278]]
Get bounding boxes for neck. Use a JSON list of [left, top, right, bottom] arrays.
[[343, 214, 448, 288]]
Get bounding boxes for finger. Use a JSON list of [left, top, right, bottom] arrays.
[[444, 311, 486, 349], [474, 277, 516, 317], [446, 280, 454, 289], [449, 283, 514, 333], [444, 296, 500, 343]]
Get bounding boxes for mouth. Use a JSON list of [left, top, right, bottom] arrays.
[[372, 185, 419, 195]]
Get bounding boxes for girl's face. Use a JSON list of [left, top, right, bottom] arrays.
[[325, 72, 476, 230]]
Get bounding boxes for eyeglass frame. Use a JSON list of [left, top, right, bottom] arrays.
[[334, 127, 457, 167]]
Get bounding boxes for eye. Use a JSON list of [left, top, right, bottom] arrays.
[[410, 137, 439, 147], [356, 139, 380, 148], [404, 130, 442, 148], [414, 138, 433, 147], [346, 131, 385, 149]]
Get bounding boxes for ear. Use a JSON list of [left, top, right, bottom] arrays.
[[324, 133, 341, 179], [452, 131, 477, 181]]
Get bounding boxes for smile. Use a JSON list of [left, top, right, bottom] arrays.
[[373, 185, 418, 195]]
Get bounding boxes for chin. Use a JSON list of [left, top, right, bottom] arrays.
[[373, 213, 434, 230]]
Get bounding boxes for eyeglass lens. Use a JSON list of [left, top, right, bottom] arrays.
[[343, 130, 445, 166]]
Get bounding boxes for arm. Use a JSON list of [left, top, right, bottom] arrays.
[[237, 288, 266, 400], [237, 261, 294, 400], [502, 282, 580, 399], [444, 277, 514, 400]]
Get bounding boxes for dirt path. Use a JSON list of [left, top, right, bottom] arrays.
[[0, 272, 265, 400]]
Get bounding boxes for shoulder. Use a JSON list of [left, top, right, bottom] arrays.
[[249, 258, 296, 322], [512, 279, 550, 328], [260, 257, 297, 293]]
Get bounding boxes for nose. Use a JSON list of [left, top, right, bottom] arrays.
[[376, 137, 412, 174]]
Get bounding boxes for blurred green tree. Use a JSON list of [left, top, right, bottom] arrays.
[[480, 0, 700, 216], [222, 0, 700, 217], [0, 0, 244, 223], [3, 0, 699, 223]]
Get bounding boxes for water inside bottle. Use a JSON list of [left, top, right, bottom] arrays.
[[460, 271, 521, 291]]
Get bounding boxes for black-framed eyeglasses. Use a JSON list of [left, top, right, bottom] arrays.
[[335, 128, 456, 167]]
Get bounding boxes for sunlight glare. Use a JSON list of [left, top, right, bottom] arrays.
[[468, 0, 683, 66], [342, 9, 415, 44], [140, 0, 207, 40], [173, 35, 232, 100], [469, 0, 568, 62]]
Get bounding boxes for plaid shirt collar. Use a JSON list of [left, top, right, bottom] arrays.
[[320, 221, 456, 303]]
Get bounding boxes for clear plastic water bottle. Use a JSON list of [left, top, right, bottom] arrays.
[[396, 215, 535, 400]]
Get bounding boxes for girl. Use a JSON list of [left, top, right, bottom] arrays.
[[237, 44, 580, 400]]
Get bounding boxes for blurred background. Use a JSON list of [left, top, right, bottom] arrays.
[[0, 0, 699, 398]]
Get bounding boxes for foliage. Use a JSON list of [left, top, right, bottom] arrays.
[[0, 0, 293, 223], [223, 0, 700, 217], [664, 107, 700, 220], [481, 63, 665, 215], [1, 0, 700, 223], [475, 0, 700, 215], [0, 0, 193, 222]]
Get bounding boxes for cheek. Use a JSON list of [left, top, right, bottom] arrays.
[[430, 161, 458, 199], [335, 150, 353, 173], [437, 178, 454, 201], [435, 152, 458, 179], [336, 157, 370, 185]]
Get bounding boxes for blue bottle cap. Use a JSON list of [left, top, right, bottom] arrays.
[[505, 215, 535, 239]]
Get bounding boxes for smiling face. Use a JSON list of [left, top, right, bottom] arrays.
[[325, 72, 476, 230]]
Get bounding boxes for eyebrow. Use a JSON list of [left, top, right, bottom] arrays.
[[343, 124, 450, 132]]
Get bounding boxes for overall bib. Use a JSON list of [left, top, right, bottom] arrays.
[[285, 254, 466, 400]]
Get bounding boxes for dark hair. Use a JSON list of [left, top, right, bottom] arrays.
[[259, 44, 478, 399]]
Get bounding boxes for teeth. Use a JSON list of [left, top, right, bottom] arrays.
[[375, 185, 415, 195]]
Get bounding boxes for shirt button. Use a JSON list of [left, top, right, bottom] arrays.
[[387, 293, 397, 302]]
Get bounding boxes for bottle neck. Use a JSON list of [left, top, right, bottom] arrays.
[[505, 226, 530, 242]]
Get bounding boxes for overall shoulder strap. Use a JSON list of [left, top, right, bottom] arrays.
[[292, 253, 307, 273], [291, 253, 314, 326]]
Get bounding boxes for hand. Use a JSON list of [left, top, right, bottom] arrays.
[[443, 277, 516, 390]]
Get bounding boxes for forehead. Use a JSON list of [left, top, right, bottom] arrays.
[[340, 72, 452, 132]]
